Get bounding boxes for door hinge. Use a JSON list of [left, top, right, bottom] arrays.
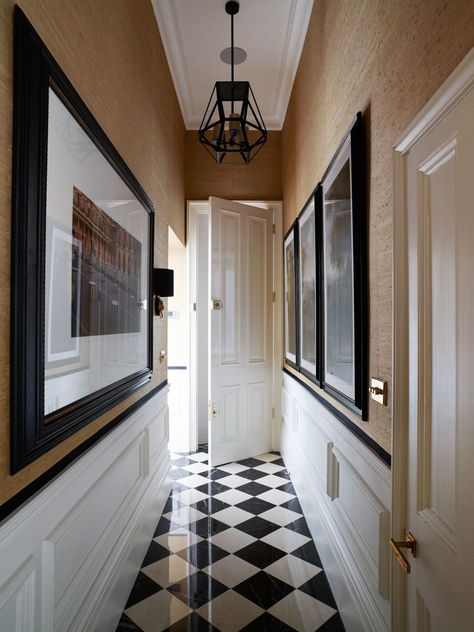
[[272, 291, 276, 302], [272, 224, 276, 234], [272, 407, 275, 418], [211, 299, 223, 310], [193, 302, 197, 311]]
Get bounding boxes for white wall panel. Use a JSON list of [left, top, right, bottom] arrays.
[[0, 386, 170, 632], [281, 373, 391, 632]]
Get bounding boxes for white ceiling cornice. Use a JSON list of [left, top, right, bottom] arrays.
[[151, 0, 314, 131]]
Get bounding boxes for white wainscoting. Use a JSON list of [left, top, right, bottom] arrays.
[[0, 386, 171, 632], [281, 373, 391, 632]]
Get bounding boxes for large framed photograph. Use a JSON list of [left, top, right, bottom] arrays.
[[284, 227, 298, 367], [297, 193, 319, 383], [321, 113, 367, 417], [11, 8, 154, 472]]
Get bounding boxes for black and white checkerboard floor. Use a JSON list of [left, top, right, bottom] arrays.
[[116, 451, 345, 631]]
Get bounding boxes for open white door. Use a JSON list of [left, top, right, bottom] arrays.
[[392, 51, 474, 631], [208, 196, 273, 467]]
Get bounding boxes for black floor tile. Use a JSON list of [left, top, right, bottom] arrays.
[[125, 571, 161, 609], [276, 469, 291, 480], [276, 482, 296, 495], [167, 571, 228, 609], [239, 612, 296, 632], [172, 457, 194, 468], [235, 516, 280, 539], [171, 482, 189, 495], [142, 541, 171, 567], [116, 613, 144, 631], [164, 612, 218, 631], [237, 457, 265, 468], [235, 497, 275, 515], [317, 612, 346, 631], [171, 468, 192, 480], [238, 468, 268, 481], [163, 496, 186, 514], [207, 468, 231, 481], [154, 517, 176, 537], [279, 497, 303, 514], [190, 498, 230, 515], [299, 571, 337, 608], [189, 517, 230, 538], [272, 458, 285, 467], [234, 540, 286, 569], [195, 481, 230, 496], [236, 481, 271, 496], [176, 541, 230, 568], [285, 516, 312, 537], [234, 570, 294, 609], [291, 540, 323, 568]]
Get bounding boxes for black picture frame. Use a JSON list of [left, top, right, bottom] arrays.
[[283, 225, 299, 369], [284, 113, 367, 421], [11, 7, 154, 473], [321, 113, 367, 419]]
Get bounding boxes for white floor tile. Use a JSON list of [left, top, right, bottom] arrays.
[[217, 462, 249, 474], [154, 531, 203, 553], [261, 527, 311, 553], [214, 488, 253, 506], [202, 554, 259, 587], [164, 506, 206, 526], [197, 590, 263, 632], [178, 474, 210, 489], [253, 462, 285, 474], [265, 554, 322, 587], [255, 452, 281, 462], [269, 590, 337, 631], [257, 489, 295, 505], [257, 474, 291, 488], [208, 528, 257, 553], [258, 506, 302, 526], [187, 452, 209, 462], [126, 590, 191, 632], [212, 506, 255, 527], [171, 489, 209, 505], [142, 554, 196, 588], [217, 474, 250, 488], [182, 462, 210, 474]]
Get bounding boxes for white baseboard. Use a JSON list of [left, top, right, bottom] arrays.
[[0, 386, 171, 632], [281, 373, 391, 632]]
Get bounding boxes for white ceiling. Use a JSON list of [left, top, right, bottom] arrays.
[[151, 0, 314, 130]]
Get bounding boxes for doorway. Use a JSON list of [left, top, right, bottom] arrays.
[[187, 198, 283, 466]]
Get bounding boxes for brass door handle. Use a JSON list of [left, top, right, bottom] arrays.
[[389, 532, 417, 574]]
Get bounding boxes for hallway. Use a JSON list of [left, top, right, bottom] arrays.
[[116, 451, 345, 631]]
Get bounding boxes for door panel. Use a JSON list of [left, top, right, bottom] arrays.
[[406, 87, 474, 630], [209, 197, 273, 466]]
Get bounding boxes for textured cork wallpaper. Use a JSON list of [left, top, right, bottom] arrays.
[[0, 0, 185, 507], [282, 0, 474, 454]]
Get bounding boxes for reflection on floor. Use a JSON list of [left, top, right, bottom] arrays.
[[116, 450, 345, 631]]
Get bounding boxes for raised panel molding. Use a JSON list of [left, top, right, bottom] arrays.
[[0, 387, 171, 632], [281, 373, 391, 632]]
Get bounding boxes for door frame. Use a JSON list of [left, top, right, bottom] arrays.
[[187, 200, 283, 454], [391, 47, 474, 631]]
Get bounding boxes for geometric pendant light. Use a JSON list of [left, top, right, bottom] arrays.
[[198, 1, 267, 164]]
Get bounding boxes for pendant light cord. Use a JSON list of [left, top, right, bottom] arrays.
[[231, 11, 234, 112]]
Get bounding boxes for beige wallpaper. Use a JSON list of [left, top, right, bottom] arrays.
[[0, 0, 185, 506], [185, 130, 282, 202], [282, 0, 474, 454]]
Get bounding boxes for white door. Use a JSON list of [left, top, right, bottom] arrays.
[[395, 66, 474, 629], [208, 196, 273, 467]]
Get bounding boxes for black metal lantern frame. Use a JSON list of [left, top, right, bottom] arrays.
[[198, 1, 267, 164]]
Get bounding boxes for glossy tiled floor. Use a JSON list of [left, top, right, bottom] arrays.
[[116, 450, 345, 632]]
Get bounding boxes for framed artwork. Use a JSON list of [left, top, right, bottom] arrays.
[[11, 8, 154, 472], [297, 192, 319, 383], [284, 114, 367, 420], [321, 113, 367, 417], [284, 227, 298, 367]]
